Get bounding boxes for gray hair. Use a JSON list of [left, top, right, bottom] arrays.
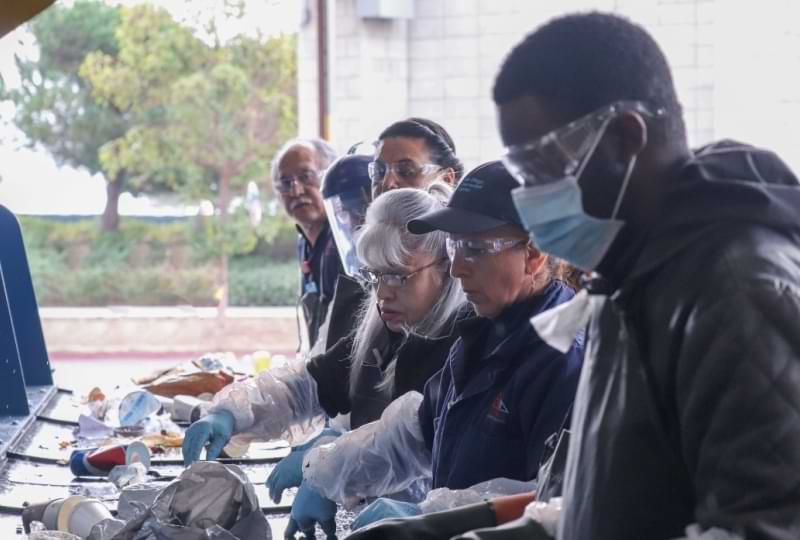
[[270, 137, 338, 185], [350, 182, 466, 392]]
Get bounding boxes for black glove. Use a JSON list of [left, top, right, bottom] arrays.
[[452, 516, 553, 540]]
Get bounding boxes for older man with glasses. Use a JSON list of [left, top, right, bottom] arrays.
[[270, 138, 339, 350]]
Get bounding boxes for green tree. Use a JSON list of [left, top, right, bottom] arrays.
[[81, 4, 297, 316], [2, 0, 164, 230]]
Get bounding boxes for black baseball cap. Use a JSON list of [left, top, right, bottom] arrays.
[[408, 160, 523, 234]]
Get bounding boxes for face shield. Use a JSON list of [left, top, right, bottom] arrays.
[[324, 186, 371, 278]]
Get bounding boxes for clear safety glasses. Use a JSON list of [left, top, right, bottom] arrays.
[[360, 257, 447, 288], [368, 160, 442, 185], [446, 237, 527, 264], [502, 100, 665, 187]]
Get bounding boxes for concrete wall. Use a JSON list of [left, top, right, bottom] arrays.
[[297, 0, 800, 173], [41, 307, 298, 355]]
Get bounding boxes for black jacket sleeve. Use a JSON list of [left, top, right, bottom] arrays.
[[674, 276, 800, 537], [306, 335, 354, 417]]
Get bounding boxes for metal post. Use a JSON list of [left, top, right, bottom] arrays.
[[0, 264, 29, 416], [317, 0, 331, 140], [0, 206, 52, 386]]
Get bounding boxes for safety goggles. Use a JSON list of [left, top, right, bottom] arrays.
[[502, 100, 665, 187], [368, 159, 441, 186], [274, 169, 322, 193], [360, 258, 447, 288], [446, 237, 527, 264]]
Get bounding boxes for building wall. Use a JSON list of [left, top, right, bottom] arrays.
[[297, 0, 799, 172]]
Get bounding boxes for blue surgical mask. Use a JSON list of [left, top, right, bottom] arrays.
[[511, 156, 636, 272]]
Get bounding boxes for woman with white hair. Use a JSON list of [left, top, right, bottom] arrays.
[[183, 183, 469, 536]]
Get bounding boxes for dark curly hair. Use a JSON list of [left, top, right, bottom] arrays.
[[378, 117, 465, 180], [493, 12, 686, 147]]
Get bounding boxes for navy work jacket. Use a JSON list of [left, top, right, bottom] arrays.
[[419, 280, 583, 490]]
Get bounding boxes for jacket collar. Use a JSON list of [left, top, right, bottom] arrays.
[[450, 281, 574, 397]]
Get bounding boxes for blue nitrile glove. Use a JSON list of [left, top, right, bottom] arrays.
[[181, 410, 235, 466], [351, 498, 421, 531], [287, 481, 337, 539], [267, 427, 341, 503]]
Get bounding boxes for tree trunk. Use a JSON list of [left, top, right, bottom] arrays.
[[216, 172, 231, 321], [101, 171, 125, 231]]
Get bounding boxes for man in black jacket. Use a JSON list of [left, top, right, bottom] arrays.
[[347, 11, 800, 540], [495, 11, 800, 540]]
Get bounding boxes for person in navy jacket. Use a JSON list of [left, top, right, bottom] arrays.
[[300, 161, 583, 532]]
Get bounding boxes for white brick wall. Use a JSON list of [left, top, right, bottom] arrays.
[[297, 0, 800, 172]]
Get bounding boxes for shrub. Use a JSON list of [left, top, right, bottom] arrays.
[[18, 215, 298, 306]]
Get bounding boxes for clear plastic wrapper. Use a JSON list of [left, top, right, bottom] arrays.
[[208, 359, 325, 446], [419, 478, 537, 514], [303, 391, 431, 505], [108, 462, 149, 489]]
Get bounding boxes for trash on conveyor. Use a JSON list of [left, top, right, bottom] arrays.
[[142, 370, 234, 399], [171, 395, 205, 423], [88, 518, 126, 540], [22, 495, 113, 538], [119, 391, 162, 427], [111, 461, 271, 540], [116, 483, 162, 521], [70, 441, 150, 477], [108, 462, 149, 489]]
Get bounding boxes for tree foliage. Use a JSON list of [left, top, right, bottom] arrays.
[[81, 3, 297, 313]]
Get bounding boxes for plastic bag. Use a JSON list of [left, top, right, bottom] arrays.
[[108, 463, 148, 489], [208, 359, 325, 446], [303, 391, 431, 506], [524, 496, 562, 537], [419, 478, 537, 514], [109, 461, 271, 540]]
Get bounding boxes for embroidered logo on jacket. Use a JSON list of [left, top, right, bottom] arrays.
[[487, 392, 510, 424]]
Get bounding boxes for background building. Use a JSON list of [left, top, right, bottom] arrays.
[[296, 0, 800, 172]]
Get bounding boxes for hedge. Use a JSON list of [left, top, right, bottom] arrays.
[[19, 216, 300, 307]]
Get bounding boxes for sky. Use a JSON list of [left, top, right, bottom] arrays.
[[0, 0, 301, 216]]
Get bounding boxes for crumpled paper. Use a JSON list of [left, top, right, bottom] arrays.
[[109, 461, 271, 540]]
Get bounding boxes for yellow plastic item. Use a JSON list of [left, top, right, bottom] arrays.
[[252, 350, 272, 373]]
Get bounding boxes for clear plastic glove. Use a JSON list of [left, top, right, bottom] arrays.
[[351, 498, 421, 530], [181, 410, 235, 465], [286, 481, 337, 539], [267, 427, 341, 503]]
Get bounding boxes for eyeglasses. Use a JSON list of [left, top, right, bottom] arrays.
[[360, 258, 447, 288], [502, 100, 665, 187], [367, 159, 441, 185], [274, 169, 321, 193], [446, 237, 527, 263]]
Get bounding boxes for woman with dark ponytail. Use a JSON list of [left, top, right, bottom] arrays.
[[370, 117, 464, 197]]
